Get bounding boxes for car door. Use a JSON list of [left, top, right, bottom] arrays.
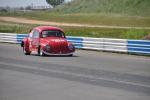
[[29, 29, 40, 51]]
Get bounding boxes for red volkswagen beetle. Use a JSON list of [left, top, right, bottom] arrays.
[[21, 26, 75, 56]]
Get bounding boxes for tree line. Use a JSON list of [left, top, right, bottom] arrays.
[[46, 0, 65, 7]]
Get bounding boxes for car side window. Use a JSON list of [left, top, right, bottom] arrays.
[[29, 32, 33, 38], [32, 30, 39, 38]]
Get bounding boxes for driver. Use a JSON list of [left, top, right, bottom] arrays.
[[42, 31, 48, 38]]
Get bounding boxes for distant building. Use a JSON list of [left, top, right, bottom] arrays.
[[31, 5, 52, 10], [65, 0, 73, 2], [65, 0, 73, 3]]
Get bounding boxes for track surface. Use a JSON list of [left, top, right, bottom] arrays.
[[0, 43, 150, 100]]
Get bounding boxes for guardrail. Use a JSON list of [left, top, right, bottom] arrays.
[[67, 36, 127, 53], [128, 40, 150, 54], [0, 33, 17, 43], [0, 33, 150, 55]]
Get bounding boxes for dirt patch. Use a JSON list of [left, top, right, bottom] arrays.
[[0, 17, 150, 29], [144, 33, 150, 40]]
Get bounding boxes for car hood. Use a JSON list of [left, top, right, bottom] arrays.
[[40, 37, 69, 53]]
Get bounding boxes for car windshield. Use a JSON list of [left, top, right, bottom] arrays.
[[42, 30, 65, 38]]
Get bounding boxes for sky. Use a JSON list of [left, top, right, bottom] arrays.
[[0, 0, 71, 7]]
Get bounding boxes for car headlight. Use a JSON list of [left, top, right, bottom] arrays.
[[45, 45, 51, 51]]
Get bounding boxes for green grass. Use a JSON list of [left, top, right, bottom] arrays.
[[56, 0, 150, 16], [1, 0, 150, 27], [0, 22, 35, 33], [0, 22, 149, 39], [63, 27, 150, 39], [1, 12, 150, 27]]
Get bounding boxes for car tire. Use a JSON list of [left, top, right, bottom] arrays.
[[23, 46, 30, 55], [68, 54, 73, 57], [38, 47, 45, 56]]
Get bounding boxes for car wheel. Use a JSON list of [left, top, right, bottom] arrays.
[[68, 54, 73, 57], [38, 47, 45, 56], [23, 47, 30, 55]]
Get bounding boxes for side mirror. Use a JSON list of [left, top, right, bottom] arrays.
[[29, 29, 32, 33]]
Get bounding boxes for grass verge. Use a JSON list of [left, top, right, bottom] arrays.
[[1, 12, 150, 27], [0, 22, 149, 40]]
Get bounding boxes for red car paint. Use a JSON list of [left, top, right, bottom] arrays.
[[21, 26, 75, 56]]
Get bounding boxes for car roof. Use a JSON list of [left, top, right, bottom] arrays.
[[34, 26, 63, 32]]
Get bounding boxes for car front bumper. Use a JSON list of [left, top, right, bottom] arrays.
[[42, 50, 74, 56]]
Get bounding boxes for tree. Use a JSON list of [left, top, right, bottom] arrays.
[[46, 0, 64, 7], [0, 9, 8, 12], [25, 6, 32, 10]]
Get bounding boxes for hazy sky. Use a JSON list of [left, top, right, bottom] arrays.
[[0, 0, 51, 7]]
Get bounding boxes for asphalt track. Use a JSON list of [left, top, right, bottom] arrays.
[[0, 43, 150, 100]]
